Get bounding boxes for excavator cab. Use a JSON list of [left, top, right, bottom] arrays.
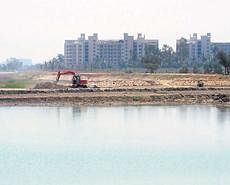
[[72, 74, 81, 87], [197, 80, 204, 87]]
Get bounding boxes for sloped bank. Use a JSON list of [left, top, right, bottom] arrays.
[[0, 87, 229, 107]]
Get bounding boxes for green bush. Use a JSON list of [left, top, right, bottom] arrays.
[[179, 66, 189, 73]]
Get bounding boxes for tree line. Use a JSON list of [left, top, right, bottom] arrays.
[[1, 47, 230, 75], [0, 58, 23, 71], [141, 45, 230, 75]]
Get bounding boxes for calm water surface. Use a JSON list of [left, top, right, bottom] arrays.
[[0, 105, 229, 185]]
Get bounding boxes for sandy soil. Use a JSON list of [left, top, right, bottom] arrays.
[[0, 71, 229, 106], [32, 72, 230, 88]]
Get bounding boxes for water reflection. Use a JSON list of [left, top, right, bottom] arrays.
[[56, 107, 61, 126], [71, 106, 87, 122], [0, 105, 230, 185], [216, 106, 230, 125]]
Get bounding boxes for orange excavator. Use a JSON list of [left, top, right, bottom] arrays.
[[56, 71, 88, 88]]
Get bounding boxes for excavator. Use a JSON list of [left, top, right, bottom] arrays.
[[56, 71, 88, 88]]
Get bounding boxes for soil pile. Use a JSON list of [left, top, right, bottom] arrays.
[[34, 82, 66, 89]]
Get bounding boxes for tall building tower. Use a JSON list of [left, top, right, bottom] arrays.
[[188, 33, 199, 61], [88, 33, 99, 65], [188, 33, 212, 62], [176, 37, 189, 63], [201, 33, 211, 59], [64, 40, 77, 66], [123, 33, 134, 63], [134, 33, 146, 60], [75, 34, 87, 66]]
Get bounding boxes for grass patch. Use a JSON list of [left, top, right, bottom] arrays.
[[0, 79, 31, 88]]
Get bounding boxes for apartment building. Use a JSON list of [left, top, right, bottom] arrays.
[[176, 33, 212, 63], [213, 42, 230, 55], [188, 33, 212, 61], [98, 40, 123, 67], [176, 33, 230, 63], [75, 34, 86, 66], [88, 33, 98, 65], [133, 34, 145, 60], [64, 40, 77, 65], [64, 33, 159, 68], [123, 33, 134, 63], [176, 38, 189, 62]]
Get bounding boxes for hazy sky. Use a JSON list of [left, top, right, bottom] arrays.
[[0, 0, 229, 63]]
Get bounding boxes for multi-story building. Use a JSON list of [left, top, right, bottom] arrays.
[[64, 40, 77, 66], [88, 33, 98, 65], [75, 34, 86, 66], [188, 33, 212, 62], [134, 33, 146, 60], [176, 38, 189, 53], [201, 33, 212, 58], [144, 39, 159, 53], [176, 33, 230, 64], [64, 33, 159, 68], [212, 43, 230, 55], [98, 40, 123, 67], [123, 33, 134, 63], [176, 37, 189, 63], [176, 33, 212, 63]]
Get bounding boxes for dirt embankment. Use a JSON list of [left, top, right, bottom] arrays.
[[34, 82, 66, 89], [0, 72, 229, 106], [18, 71, 229, 89], [0, 88, 229, 107]]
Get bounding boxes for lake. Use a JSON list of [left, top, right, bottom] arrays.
[[0, 105, 229, 185]]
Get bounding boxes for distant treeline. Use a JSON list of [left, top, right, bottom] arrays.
[[1, 46, 230, 75], [0, 58, 23, 71]]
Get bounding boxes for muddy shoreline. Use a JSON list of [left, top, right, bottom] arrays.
[[0, 87, 229, 107]]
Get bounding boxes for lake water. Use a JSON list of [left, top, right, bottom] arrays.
[[0, 105, 229, 185]]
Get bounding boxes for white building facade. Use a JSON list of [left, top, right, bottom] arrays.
[[64, 33, 159, 68], [213, 43, 230, 55], [188, 33, 212, 62], [64, 40, 78, 65]]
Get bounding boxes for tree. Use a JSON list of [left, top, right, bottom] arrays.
[[40, 54, 65, 71], [128, 50, 137, 68], [141, 45, 161, 72], [56, 54, 65, 69], [4, 58, 23, 71], [203, 62, 212, 74], [216, 51, 230, 75], [176, 38, 189, 66], [203, 59, 223, 74], [145, 44, 160, 56], [213, 62, 223, 74], [179, 66, 189, 73], [192, 65, 199, 73], [160, 44, 176, 67], [141, 55, 161, 73]]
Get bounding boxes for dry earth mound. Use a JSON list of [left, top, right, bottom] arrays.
[[34, 82, 66, 89]]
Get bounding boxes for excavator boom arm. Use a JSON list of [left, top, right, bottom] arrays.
[[56, 71, 77, 82]]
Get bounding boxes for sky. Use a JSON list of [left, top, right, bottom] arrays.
[[0, 0, 230, 63]]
